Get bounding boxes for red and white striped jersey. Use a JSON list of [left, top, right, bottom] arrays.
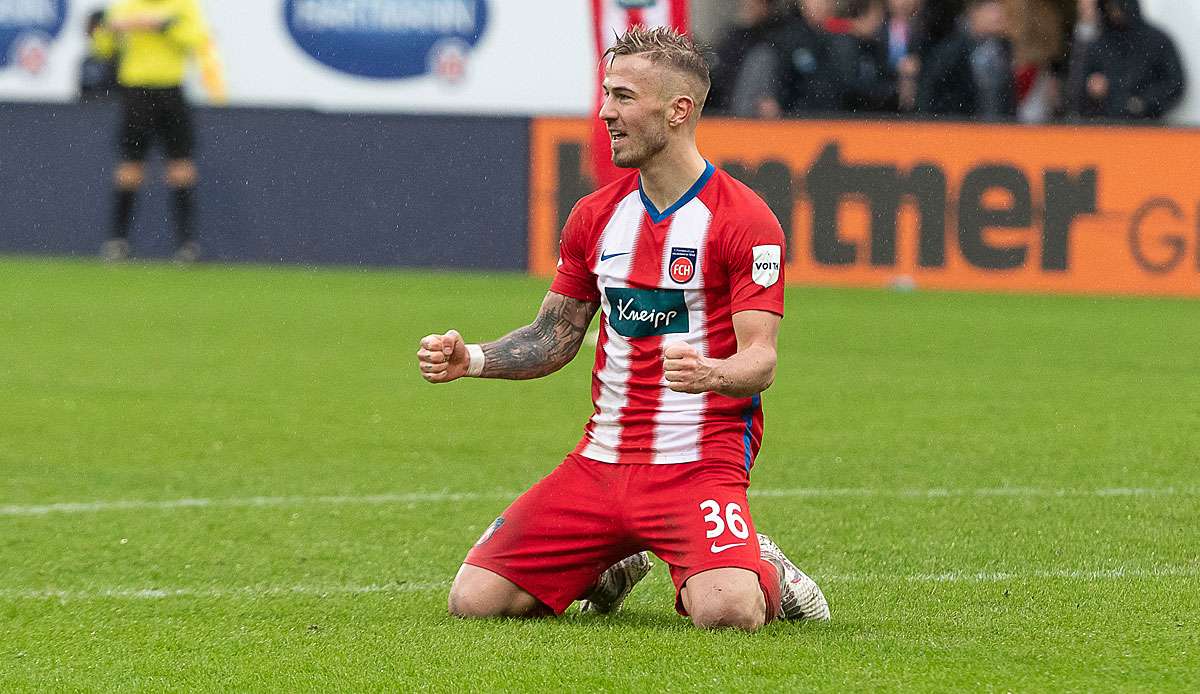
[[550, 162, 786, 468]]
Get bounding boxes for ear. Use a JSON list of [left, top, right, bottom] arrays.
[[667, 95, 697, 128]]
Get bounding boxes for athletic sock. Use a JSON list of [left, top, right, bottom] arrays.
[[112, 189, 136, 239], [757, 558, 782, 624], [172, 186, 195, 243]]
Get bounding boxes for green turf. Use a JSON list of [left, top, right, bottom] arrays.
[[1, 256, 1197, 692]]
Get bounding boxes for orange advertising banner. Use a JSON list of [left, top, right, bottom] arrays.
[[530, 118, 1200, 297]]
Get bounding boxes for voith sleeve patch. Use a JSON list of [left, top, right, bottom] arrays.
[[751, 245, 781, 288]]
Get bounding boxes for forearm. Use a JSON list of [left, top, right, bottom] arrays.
[[477, 293, 595, 380], [709, 344, 776, 398], [479, 325, 579, 380]]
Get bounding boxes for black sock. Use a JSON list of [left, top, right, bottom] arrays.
[[172, 186, 195, 244], [112, 189, 136, 239]]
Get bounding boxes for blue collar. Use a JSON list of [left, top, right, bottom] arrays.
[[638, 160, 715, 224]]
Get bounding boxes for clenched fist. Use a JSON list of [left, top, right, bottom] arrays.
[[416, 330, 468, 383], [662, 342, 719, 394]]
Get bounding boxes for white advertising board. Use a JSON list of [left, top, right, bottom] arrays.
[[1142, 0, 1200, 126], [4, 0, 1198, 123], [0, 0, 596, 115]]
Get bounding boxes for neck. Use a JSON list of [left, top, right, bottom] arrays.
[[637, 139, 707, 212]]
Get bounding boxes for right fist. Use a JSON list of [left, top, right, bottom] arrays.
[[416, 330, 469, 383]]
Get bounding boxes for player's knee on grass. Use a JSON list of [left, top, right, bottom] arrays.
[[684, 568, 767, 632], [448, 564, 546, 619]]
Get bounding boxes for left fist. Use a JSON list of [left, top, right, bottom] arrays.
[[663, 342, 717, 394]]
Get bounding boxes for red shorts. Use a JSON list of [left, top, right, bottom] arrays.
[[464, 453, 766, 615]]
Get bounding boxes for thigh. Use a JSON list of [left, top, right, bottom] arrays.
[[119, 88, 154, 162], [448, 563, 550, 618], [463, 454, 636, 615], [157, 89, 194, 160], [627, 461, 766, 615]]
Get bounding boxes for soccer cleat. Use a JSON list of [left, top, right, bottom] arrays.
[[579, 551, 652, 614], [100, 238, 129, 262], [757, 532, 830, 621], [174, 241, 201, 264]]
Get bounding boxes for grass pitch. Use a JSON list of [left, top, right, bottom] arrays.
[[1, 257, 1197, 692]]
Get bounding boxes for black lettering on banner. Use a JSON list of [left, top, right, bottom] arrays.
[[806, 143, 948, 268], [958, 165, 1032, 270], [550, 134, 1108, 279], [909, 165, 948, 268], [1129, 197, 1186, 274], [1041, 169, 1097, 271], [808, 143, 895, 266]]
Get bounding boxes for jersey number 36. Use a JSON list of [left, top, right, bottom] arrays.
[[699, 500, 750, 540]]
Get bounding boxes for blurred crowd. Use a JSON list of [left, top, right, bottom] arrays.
[[704, 0, 1186, 122]]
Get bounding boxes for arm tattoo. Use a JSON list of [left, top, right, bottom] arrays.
[[480, 293, 599, 380]]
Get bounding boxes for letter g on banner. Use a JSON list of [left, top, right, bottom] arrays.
[[0, 0, 67, 73], [284, 0, 489, 80]]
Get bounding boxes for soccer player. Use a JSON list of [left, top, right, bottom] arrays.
[[416, 26, 829, 631], [92, 0, 219, 263]]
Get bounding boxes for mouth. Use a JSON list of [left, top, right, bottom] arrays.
[[609, 130, 627, 144]]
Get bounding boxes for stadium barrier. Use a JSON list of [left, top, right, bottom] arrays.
[[0, 103, 529, 269], [3, 103, 1199, 296], [530, 118, 1200, 298]]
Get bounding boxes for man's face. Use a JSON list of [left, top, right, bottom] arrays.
[[1104, 0, 1128, 26], [970, 2, 1009, 38], [737, 0, 771, 27], [887, 0, 921, 19], [853, 1, 886, 37], [802, 0, 836, 26], [599, 55, 672, 169]]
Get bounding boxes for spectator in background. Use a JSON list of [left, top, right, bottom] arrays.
[[917, 0, 1016, 120], [882, 0, 929, 112], [1012, 0, 1064, 123], [80, 10, 118, 102], [706, 0, 788, 116], [1073, 0, 1185, 120], [1065, 0, 1101, 117], [760, 0, 845, 117], [826, 0, 899, 113]]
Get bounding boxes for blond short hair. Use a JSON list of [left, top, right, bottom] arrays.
[[603, 25, 711, 106]]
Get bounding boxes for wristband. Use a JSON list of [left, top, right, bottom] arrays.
[[466, 344, 485, 377]]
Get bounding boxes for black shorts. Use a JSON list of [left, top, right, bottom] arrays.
[[119, 86, 194, 161]]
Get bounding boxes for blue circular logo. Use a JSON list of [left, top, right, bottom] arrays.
[[0, 0, 67, 70], [284, 0, 489, 80]]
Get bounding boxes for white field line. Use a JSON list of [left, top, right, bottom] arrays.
[[2, 566, 1197, 603], [0, 582, 449, 602], [0, 486, 1196, 517], [825, 565, 1200, 583]]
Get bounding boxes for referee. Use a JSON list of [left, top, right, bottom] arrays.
[[93, 0, 220, 263]]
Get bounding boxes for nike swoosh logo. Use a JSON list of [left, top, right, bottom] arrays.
[[709, 541, 748, 554], [600, 251, 631, 262]]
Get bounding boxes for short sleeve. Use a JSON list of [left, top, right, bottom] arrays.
[[720, 209, 786, 317], [548, 203, 601, 303]]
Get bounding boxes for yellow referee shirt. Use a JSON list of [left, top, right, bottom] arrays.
[[93, 0, 211, 90]]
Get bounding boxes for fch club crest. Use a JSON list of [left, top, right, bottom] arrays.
[[669, 247, 696, 284]]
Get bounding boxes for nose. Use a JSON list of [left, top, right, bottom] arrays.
[[598, 95, 617, 123]]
